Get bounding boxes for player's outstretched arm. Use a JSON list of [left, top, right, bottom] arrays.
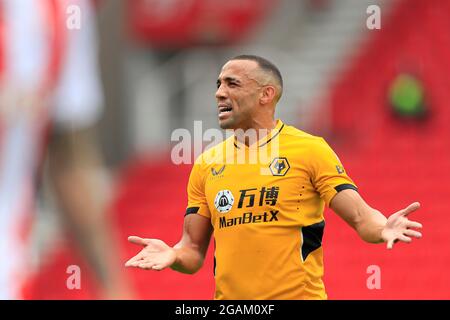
[[125, 214, 213, 274], [330, 189, 422, 249]]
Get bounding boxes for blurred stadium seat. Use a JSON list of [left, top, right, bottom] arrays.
[[321, 0, 450, 299]]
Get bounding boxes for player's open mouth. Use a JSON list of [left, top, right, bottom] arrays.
[[218, 104, 233, 118]]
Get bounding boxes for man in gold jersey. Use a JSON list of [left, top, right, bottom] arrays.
[[125, 55, 423, 299]]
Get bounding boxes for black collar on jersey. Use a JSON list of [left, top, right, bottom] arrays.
[[233, 122, 285, 149]]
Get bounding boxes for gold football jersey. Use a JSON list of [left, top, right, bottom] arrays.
[[186, 120, 357, 300]]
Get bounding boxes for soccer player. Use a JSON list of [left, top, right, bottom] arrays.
[[125, 55, 423, 299]]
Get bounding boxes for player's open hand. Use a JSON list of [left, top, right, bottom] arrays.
[[381, 202, 423, 249], [125, 236, 177, 271]]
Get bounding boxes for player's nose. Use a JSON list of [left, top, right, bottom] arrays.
[[215, 84, 228, 100]]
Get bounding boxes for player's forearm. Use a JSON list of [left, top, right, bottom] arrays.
[[170, 245, 205, 274], [331, 190, 387, 244]]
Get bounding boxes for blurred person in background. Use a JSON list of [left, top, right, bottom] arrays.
[[0, 0, 129, 299]]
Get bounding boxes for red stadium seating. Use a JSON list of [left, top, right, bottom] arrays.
[[321, 0, 450, 299], [127, 0, 279, 47]]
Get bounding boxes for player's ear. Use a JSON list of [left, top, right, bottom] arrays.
[[260, 85, 276, 105]]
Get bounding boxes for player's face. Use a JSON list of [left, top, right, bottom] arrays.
[[215, 60, 263, 130]]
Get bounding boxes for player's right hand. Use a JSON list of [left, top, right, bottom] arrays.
[[381, 202, 423, 250], [124, 236, 177, 271]]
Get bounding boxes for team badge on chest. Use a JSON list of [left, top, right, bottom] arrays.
[[214, 190, 234, 213]]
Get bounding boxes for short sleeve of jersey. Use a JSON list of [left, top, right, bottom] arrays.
[[309, 138, 357, 207], [186, 160, 211, 219]]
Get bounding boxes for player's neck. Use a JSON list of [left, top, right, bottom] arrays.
[[234, 118, 277, 147]]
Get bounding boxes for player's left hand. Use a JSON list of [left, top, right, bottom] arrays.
[[381, 202, 423, 249], [125, 236, 177, 271]]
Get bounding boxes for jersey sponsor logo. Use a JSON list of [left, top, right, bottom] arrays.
[[214, 190, 234, 213], [219, 210, 279, 229], [238, 186, 279, 208], [211, 165, 226, 176], [336, 165, 345, 174], [269, 157, 290, 176]]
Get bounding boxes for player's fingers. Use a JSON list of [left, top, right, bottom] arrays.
[[138, 262, 156, 270], [124, 251, 147, 267], [398, 235, 412, 243], [128, 236, 149, 246], [136, 253, 172, 270], [387, 238, 400, 250], [151, 264, 166, 271], [407, 221, 423, 229], [125, 255, 139, 267], [125, 257, 143, 267], [400, 202, 420, 216], [404, 229, 422, 239], [387, 239, 394, 250]]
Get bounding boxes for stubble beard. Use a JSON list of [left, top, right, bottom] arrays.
[[219, 116, 237, 130]]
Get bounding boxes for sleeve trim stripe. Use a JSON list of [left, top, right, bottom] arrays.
[[334, 184, 358, 193], [185, 207, 200, 216]]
